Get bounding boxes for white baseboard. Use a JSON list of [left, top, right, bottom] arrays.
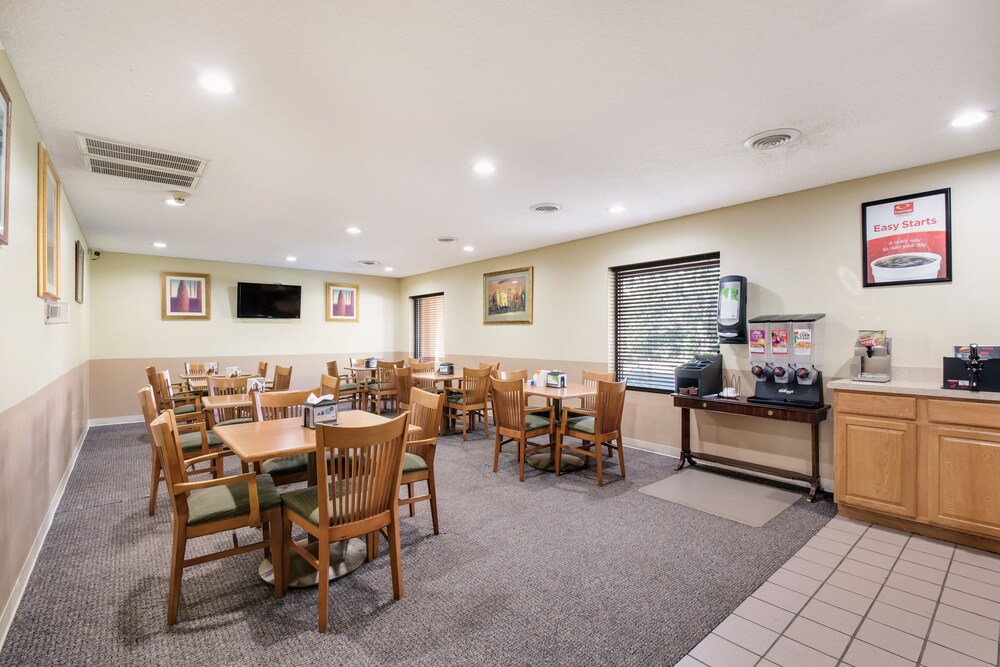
[[624, 436, 834, 494], [0, 423, 89, 651], [88, 414, 143, 426]]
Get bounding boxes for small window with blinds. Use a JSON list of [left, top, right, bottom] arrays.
[[611, 253, 720, 392], [411, 292, 445, 361]]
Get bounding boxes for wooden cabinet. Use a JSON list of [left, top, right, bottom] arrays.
[[835, 415, 917, 518], [835, 389, 1000, 552]]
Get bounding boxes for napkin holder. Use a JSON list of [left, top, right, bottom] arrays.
[[225, 366, 241, 378], [365, 357, 379, 369], [546, 371, 567, 388], [303, 395, 338, 429], [247, 377, 266, 393], [438, 362, 454, 375]]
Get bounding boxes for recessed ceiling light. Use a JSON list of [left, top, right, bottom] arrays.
[[199, 72, 235, 94], [608, 204, 625, 214], [152, 242, 167, 249], [949, 110, 992, 127], [384, 267, 394, 273], [358, 260, 380, 266], [473, 160, 497, 175], [345, 226, 362, 235], [435, 236, 459, 243], [463, 245, 475, 252], [285, 256, 297, 262]]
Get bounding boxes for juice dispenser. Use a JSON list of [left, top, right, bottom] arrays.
[[748, 315, 775, 383], [791, 314, 825, 386]]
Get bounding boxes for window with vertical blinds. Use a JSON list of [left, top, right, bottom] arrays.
[[411, 292, 445, 361], [611, 253, 720, 392]]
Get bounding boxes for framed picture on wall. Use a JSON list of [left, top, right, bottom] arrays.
[[161, 272, 211, 320], [484, 267, 533, 325], [74, 240, 85, 304], [37, 143, 61, 300], [326, 282, 359, 321], [861, 188, 952, 288], [0, 74, 11, 245]]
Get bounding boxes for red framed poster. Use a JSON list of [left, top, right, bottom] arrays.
[[861, 188, 951, 287]]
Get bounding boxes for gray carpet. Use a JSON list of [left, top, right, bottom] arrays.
[[0, 422, 836, 666]]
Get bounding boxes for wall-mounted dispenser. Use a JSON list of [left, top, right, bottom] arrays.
[[717, 275, 747, 343]]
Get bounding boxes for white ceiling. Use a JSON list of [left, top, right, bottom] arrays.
[[1, 1, 998, 277]]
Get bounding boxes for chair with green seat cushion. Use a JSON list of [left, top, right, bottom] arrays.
[[280, 414, 410, 632], [556, 379, 627, 486], [150, 368, 202, 423], [489, 377, 555, 482], [321, 372, 359, 412], [213, 417, 253, 427], [251, 388, 315, 486], [443, 367, 491, 441], [147, 409, 284, 625], [138, 385, 224, 517], [398, 388, 445, 533], [326, 361, 360, 410]]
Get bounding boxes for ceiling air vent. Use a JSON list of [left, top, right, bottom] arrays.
[[743, 128, 801, 151], [530, 203, 561, 213], [76, 134, 208, 188]]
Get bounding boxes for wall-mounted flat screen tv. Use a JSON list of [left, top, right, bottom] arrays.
[[237, 282, 302, 319]]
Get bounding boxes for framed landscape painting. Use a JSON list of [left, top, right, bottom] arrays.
[[161, 272, 211, 320], [326, 282, 359, 322], [484, 267, 533, 325]]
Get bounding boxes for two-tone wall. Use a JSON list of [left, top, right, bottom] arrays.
[[88, 252, 403, 419], [0, 49, 90, 634], [398, 150, 1000, 483]]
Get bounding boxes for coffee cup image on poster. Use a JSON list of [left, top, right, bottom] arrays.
[[863, 188, 950, 286]]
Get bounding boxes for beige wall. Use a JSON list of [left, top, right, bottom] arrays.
[[0, 50, 90, 628], [88, 252, 404, 417], [399, 151, 1000, 481]]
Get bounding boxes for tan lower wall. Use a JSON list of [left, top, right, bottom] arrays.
[[90, 352, 407, 419], [0, 362, 89, 621]]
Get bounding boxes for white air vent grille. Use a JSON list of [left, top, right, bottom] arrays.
[[45, 301, 69, 324], [77, 134, 207, 188]]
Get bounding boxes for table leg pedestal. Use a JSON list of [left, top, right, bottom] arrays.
[[526, 452, 585, 472], [258, 537, 367, 589]]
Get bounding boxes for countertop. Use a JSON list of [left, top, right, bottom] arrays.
[[828, 372, 1000, 403]]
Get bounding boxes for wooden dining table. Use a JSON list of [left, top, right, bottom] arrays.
[[201, 393, 253, 427], [181, 372, 259, 392], [523, 381, 597, 472], [412, 370, 464, 433], [213, 411, 421, 588]]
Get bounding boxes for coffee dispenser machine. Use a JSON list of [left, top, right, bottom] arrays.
[[747, 313, 825, 407]]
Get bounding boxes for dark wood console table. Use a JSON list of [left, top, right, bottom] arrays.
[[671, 394, 830, 502]]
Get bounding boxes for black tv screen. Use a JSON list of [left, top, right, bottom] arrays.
[[237, 282, 301, 319]]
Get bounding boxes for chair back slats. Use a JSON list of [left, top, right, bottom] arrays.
[[395, 367, 414, 407], [315, 415, 409, 533], [581, 370, 616, 411], [185, 362, 212, 374], [258, 361, 269, 378], [138, 385, 160, 448], [253, 389, 314, 422], [320, 373, 340, 397], [326, 360, 341, 377], [410, 361, 434, 373], [595, 380, 628, 434], [490, 377, 525, 431], [273, 365, 293, 392], [461, 367, 491, 404], [208, 375, 250, 422], [149, 410, 191, 518], [375, 360, 402, 389], [145, 366, 166, 410], [479, 361, 500, 375], [407, 389, 444, 462], [498, 368, 528, 381]]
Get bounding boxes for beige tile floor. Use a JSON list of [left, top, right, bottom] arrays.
[[679, 515, 1000, 666]]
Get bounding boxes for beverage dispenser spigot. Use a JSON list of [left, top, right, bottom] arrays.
[[748, 315, 776, 383]]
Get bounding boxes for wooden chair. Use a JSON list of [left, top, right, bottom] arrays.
[[581, 370, 615, 411], [138, 386, 221, 515], [146, 366, 201, 422], [184, 362, 217, 374], [280, 414, 409, 632], [206, 375, 252, 427], [326, 360, 359, 409], [490, 377, 554, 482], [498, 368, 528, 381], [272, 365, 293, 392], [409, 361, 437, 392], [556, 380, 627, 486], [148, 409, 284, 625], [257, 361, 269, 379], [395, 366, 415, 413], [368, 360, 403, 415], [400, 389, 445, 533], [252, 388, 315, 486], [443, 367, 491, 441], [319, 373, 360, 413]]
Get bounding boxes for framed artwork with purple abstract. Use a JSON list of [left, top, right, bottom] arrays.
[[326, 282, 359, 322], [161, 272, 211, 320]]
